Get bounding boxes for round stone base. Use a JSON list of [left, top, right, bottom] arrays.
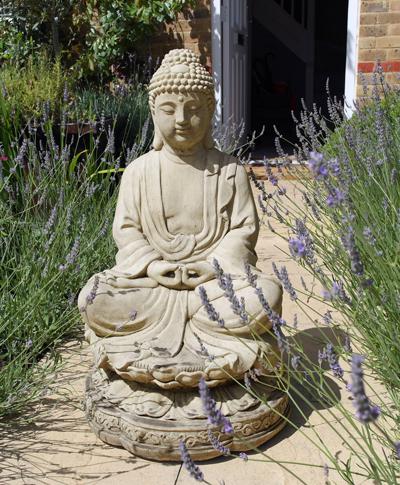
[[85, 369, 290, 461]]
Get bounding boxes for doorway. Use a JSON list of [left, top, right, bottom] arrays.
[[212, 0, 355, 159]]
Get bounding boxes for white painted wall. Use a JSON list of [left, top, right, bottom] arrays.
[[211, 0, 222, 128], [344, 0, 360, 117]]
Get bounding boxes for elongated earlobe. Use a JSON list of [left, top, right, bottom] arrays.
[[203, 127, 214, 149], [152, 123, 164, 151]]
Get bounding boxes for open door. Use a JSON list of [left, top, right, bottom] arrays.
[[221, 0, 249, 144]]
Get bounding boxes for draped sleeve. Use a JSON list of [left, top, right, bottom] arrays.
[[208, 162, 259, 275], [110, 157, 162, 278]]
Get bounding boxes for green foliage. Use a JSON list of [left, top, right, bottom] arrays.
[[0, 55, 151, 416], [210, 74, 399, 483], [0, 51, 69, 123], [0, 0, 196, 81], [71, 0, 196, 80]]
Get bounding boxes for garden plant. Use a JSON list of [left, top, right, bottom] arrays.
[[178, 69, 400, 483], [1, 33, 399, 483]]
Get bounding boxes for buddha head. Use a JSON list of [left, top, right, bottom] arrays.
[[148, 49, 215, 152]]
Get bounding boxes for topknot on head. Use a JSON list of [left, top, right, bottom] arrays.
[[148, 49, 215, 113]]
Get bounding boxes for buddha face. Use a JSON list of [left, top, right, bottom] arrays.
[[153, 92, 211, 152]]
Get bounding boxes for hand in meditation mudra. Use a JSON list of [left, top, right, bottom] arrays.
[[79, 49, 288, 461]]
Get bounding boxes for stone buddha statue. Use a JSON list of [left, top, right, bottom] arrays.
[[79, 49, 288, 461]]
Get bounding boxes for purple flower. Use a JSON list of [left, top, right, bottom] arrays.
[[85, 275, 100, 306], [179, 441, 204, 482], [322, 280, 351, 304], [198, 286, 225, 328], [329, 158, 341, 176], [394, 441, 400, 460], [350, 354, 381, 424], [309, 151, 329, 179], [323, 463, 329, 480], [212, 259, 248, 324], [254, 286, 288, 352], [322, 310, 333, 325], [239, 452, 248, 461], [244, 372, 252, 389], [293, 219, 316, 264], [288, 237, 306, 258], [128, 309, 137, 320], [343, 334, 352, 353], [44, 205, 58, 235], [326, 188, 345, 207], [319, 343, 344, 379], [244, 263, 258, 287], [273, 264, 298, 301], [291, 355, 301, 369], [341, 227, 364, 277], [193, 332, 214, 361], [207, 429, 230, 455], [269, 174, 278, 186], [199, 378, 233, 434]]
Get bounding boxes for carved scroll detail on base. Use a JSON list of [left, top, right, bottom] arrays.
[[85, 369, 290, 461]]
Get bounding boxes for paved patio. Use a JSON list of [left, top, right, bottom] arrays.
[[0, 180, 379, 485]]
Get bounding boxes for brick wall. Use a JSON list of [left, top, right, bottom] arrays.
[[358, 0, 400, 95], [141, 0, 212, 70]]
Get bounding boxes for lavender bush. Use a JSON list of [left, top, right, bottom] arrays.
[[0, 79, 151, 418], [244, 70, 399, 482], [180, 69, 400, 483]]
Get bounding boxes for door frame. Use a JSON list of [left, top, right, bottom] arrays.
[[211, 0, 360, 130], [344, 0, 360, 117]]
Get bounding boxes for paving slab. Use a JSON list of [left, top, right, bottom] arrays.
[[0, 180, 381, 485]]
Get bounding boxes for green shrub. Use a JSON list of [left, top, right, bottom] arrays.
[[0, 0, 196, 81], [0, 51, 69, 123], [0, 83, 152, 417]]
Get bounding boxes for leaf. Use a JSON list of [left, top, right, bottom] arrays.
[[68, 150, 87, 177], [89, 167, 125, 179]]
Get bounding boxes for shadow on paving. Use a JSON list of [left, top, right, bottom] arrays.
[[0, 340, 179, 484], [0, 326, 348, 483]]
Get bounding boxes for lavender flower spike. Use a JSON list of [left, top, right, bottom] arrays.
[[199, 378, 233, 434], [179, 441, 204, 482], [350, 354, 381, 424], [198, 286, 225, 327], [86, 275, 100, 306], [207, 429, 231, 455], [319, 343, 344, 379]]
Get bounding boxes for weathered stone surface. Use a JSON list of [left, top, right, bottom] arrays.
[[77, 48, 287, 460], [85, 369, 289, 461]]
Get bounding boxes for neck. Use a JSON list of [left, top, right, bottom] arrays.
[[161, 144, 207, 167]]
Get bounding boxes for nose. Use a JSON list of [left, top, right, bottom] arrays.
[[175, 105, 188, 126]]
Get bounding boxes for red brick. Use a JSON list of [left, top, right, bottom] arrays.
[[358, 62, 377, 72], [358, 59, 400, 72], [381, 60, 400, 70]]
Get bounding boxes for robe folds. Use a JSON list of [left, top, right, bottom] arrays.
[[78, 148, 283, 389]]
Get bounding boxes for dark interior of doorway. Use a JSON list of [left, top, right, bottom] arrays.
[[250, 0, 349, 161]]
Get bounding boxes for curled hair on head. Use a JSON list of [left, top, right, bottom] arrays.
[[148, 48, 216, 150]]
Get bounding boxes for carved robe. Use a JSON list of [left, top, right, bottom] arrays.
[[78, 148, 282, 389]]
